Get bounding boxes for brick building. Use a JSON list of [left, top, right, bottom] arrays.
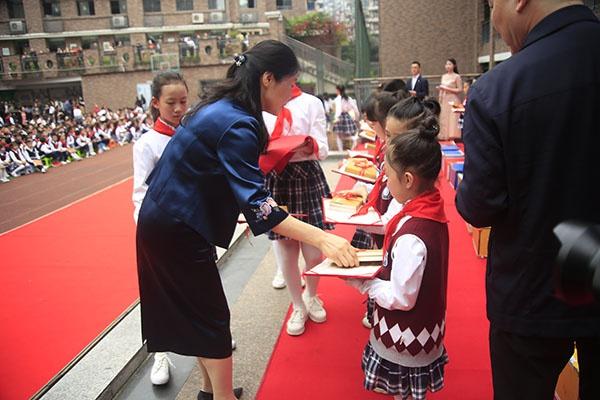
[[378, 0, 599, 78], [0, 0, 309, 108]]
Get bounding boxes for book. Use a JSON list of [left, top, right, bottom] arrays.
[[304, 249, 383, 279], [322, 198, 383, 227], [332, 158, 378, 183], [344, 158, 378, 180], [329, 192, 364, 212]]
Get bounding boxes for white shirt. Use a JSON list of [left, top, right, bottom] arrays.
[[333, 95, 359, 120], [262, 92, 329, 162], [411, 74, 420, 90], [132, 129, 172, 223], [355, 215, 427, 311]]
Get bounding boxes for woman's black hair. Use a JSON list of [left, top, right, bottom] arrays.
[[336, 85, 348, 100], [387, 97, 441, 131], [386, 124, 441, 183], [447, 58, 459, 74], [150, 71, 188, 122], [380, 79, 406, 93], [182, 40, 299, 153], [363, 92, 399, 127]]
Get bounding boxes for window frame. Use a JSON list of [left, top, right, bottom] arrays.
[[176, 0, 194, 11], [143, 0, 161, 12], [76, 0, 96, 16], [110, 0, 127, 14], [208, 0, 225, 10], [276, 0, 292, 10], [42, 0, 61, 17], [7, 0, 25, 19]]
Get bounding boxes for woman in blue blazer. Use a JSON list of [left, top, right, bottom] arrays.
[[136, 40, 358, 400]]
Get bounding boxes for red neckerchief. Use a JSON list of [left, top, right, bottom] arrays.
[[374, 138, 386, 168], [354, 171, 387, 216], [153, 117, 177, 137], [270, 84, 303, 140], [382, 188, 448, 257]]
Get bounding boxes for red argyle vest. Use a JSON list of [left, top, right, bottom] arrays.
[[372, 217, 449, 356]]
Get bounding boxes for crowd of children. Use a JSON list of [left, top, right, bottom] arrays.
[[0, 98, 152, 183]]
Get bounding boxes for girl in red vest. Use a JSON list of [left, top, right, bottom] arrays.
[[348, 123, 450, 400]]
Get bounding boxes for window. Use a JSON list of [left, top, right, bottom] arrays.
[[77, 1, 95, 16], [81, 36, 99, 50], [176, 0, 193, 11], [276, 0, 292, 9], [7, 0, 25, 19], [239, 0, 255, 8], [208, 0, 225, 10], [307, 0, 315, 10], [46, 38, 66, 52], [110, 0, 127, 14], [143, 0, 161, 12], [42, 0, 61, 16], [114, 34, 131, 46]]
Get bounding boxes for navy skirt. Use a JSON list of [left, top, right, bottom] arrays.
[[136, 197, 231, 358]]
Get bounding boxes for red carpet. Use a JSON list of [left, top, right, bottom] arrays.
[[256, 174, 492, 399], [0, 179, 139, 400]]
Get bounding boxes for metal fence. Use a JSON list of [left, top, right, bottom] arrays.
[[283, 36, 355, 93], [353, 73, 481, 109]]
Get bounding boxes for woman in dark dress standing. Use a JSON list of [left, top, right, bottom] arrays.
[[136, 40, 358, 400]]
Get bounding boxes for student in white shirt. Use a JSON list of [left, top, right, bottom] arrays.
[[132, 71, 189, 387], [263, 86, 333, 336]]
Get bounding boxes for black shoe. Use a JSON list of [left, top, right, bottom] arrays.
[[197, 387, 243, 399]]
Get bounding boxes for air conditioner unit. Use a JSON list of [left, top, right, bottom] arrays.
[[240, 12, 258, 23], [209, 12, 225, 23], [192, 13, 204, 24], [9, 20, 26, 34], [111, 15, 128, 29]]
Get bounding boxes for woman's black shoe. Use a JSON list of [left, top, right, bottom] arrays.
[[197, 387, 243, 399]]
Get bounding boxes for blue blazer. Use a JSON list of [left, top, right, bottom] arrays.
[[144, 98, 288, 248]]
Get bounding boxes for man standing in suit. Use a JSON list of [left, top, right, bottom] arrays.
[[407, 61, 429, 100], [456, 1, 600, 399]]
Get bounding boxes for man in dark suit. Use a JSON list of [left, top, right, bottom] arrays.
[[456, 2, 600, 399], [406, 61, 429, 100]]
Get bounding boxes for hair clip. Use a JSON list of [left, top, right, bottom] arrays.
[[234, 54, 246, 67]]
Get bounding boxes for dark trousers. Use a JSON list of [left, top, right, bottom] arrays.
[[490, 325, 600, 400]]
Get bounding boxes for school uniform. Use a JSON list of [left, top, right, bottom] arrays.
[[354, 190, 449, 400], [137, 98, 288, 358], [263, 91, 334, 240], [132, 120, 173, 223]]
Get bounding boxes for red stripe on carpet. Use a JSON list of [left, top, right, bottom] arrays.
[[0, 179, 138, 400], [256, 175, 492, 399]]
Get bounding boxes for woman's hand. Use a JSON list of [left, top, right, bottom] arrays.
[[319, 232, 359, 268]]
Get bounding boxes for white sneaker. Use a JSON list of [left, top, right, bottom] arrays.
[[302, 293, 327, 323], [272, 270, 286, 289], [150, 352, 172, 385], [286, 307, 308, 336]]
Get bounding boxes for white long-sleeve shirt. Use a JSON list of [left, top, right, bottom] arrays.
[[132, 129, 171, 223], [263, 92, 329, 162], [355, 215, 427, 311], [333, 95, 360, 121]]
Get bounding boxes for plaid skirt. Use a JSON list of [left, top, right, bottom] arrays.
[[351, 229, 375, 249], [266, 160, 334, 240], [361, 343, 449, 399], [332, 112, 358, 137]]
